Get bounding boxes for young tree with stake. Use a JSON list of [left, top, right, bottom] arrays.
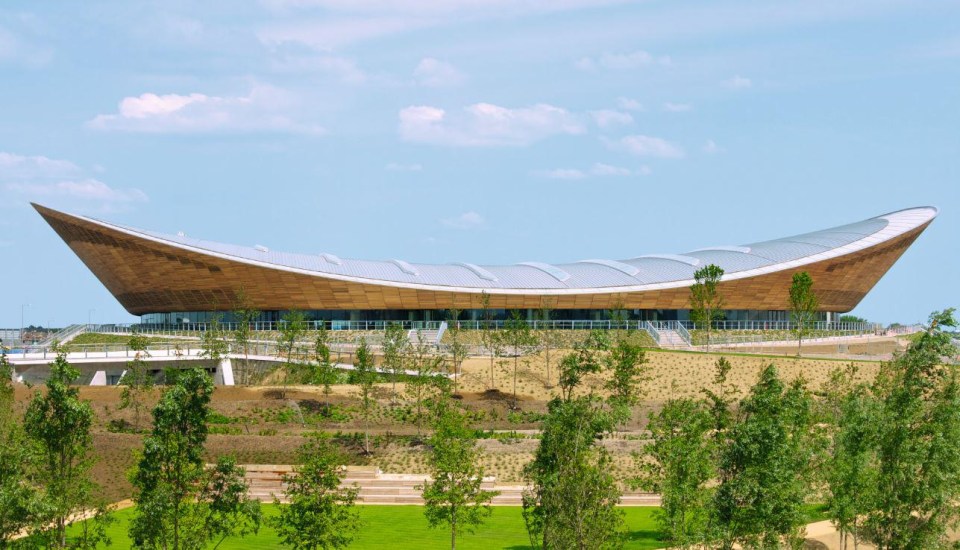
[[276, 310, 307, 399], [522, 396, 624, 549], [788, 271, 819, 356], [689, 264, 724, 349], [504, 310, 536, 408], [119, 332, 152, 432], [637, 398, 715, 548], [129, 369, 260, 549], [405, 330, 444, 438], [232, 288, 261, 385], [0, 348, 43, 548], [272, 435, 360, 550], [381, 322, 408, 402], [313, 325, 338, 402], [353, 339, 376, 454], [24, 346, 111, 549], [420, 398, 499, 550]]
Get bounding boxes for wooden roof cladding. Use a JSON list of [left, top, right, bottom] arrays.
[[35, 204, 931, 315]]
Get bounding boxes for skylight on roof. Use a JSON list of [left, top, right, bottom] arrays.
[[578, 259, 640, 277], [519, 262, 571, 282], [636, 254, 700, 266], [453, 262, 498, 282], [391, 259, 419, 276], [320, 253, 342, 265]]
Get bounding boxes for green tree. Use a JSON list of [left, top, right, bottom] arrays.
[[689, 264, 724, 349], [198, 315, 228, 387], [272, 435, 360, 550], [478, 292, 502, 390], [701, 356, 735, 436], [607, 296, 629, 342], [129, 369, 260, 549], [503, 310, 537, 408], [420, 398, 499, 550], [231, 288, 261, 385], [313, 326, 337, 401], [711, 365, 817, 549], [538, 300, 559, 388], [352, 339, 376, 454], [824, 364, 879, 550], [603, 339, 648, 409], [864, 309, 960, 549], [0, 349, 43, 548], [557, 333, 607, 402], [405, 330, 444, 438], [24, 347, 110, 549], [276, 310, 308, 398], [446, 308, 468, 396], [788, 271, 819, 355], [637, 398, 714, 549], [381, 322, 408, 402], [522, 397, 624, 549], [119, 332, 153, 432]]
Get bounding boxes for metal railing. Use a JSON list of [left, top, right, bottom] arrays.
[[673, 322, 692, 345], [643, 321, 660, 344]]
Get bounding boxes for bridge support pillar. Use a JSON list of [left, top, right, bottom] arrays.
[[214, 358, 235, 386]]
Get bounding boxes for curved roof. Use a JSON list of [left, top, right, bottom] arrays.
[[39, 205, 937, 295]]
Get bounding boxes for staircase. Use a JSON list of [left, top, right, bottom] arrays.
[[657, 329, 690, 349], [242, 465, 659, 506], [407, 329, 441, 347], [35, 324, 87, 347]]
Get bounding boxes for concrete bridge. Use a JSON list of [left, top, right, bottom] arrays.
[[7, 342, 444, 387]]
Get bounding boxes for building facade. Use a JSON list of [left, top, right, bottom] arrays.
[[35, 204, 937, 325]]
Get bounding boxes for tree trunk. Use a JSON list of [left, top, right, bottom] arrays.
[[451, 517, 457, 550], [513, 355, 518, 408], [489, 354, 495, 389], [545, 345, 551, 388], [364, 405, 370, 454]]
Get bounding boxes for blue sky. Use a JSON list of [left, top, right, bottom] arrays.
[[1, 0, 957, 327]]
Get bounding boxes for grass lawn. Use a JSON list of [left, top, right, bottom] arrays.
[[68, 505, 664, 549]]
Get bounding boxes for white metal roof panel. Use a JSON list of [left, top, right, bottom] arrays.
[[75, 206, 935, 292]]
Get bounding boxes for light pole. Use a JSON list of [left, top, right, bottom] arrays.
[[88, 308, 96, 328], [20, 303, 30, 344]]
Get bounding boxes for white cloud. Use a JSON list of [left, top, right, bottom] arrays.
[[441, 211, 485, 229], [87, 85, 325, 134], [413, 57, 465, 87], [385, 162, 423, 172], [6, 179, 148, 203], [589, 109, 634, 128], [616, 97, 644, 112], [535, 163, 648, 179], [577, 50, 671, 70], [1, 151, 148, 212], [724, 75, 752, 89], [399, 102, 585, 147], [536, 168, 587, 180], [0, 152, 81, 179], [703, 139, 721, 154], [590, 163, 632, 176], [607, 135, 685, 159], [663, 102, 692, 112]]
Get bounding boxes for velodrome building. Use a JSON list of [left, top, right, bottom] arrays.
[[34, 204, 937, 325]]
